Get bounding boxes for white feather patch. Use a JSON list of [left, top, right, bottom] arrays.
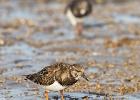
[[45, 81, 66, 91], [66, 9, 83, 26]]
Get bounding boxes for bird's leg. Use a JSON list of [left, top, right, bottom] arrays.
[[75, 22, 83, 36], [60, 90, 64, 100], [45, 90, 49, 100]]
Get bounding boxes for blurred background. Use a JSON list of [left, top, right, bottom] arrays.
[[0, 0, 140, 99]]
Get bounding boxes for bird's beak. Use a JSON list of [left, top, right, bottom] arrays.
[[82, 73, 89, 81]]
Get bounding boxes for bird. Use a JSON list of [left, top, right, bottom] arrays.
[[65, 0, 92, 36], [24, 62, 89, 100]]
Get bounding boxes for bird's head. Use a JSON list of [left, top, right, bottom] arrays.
[[70, 64, 89, 81]]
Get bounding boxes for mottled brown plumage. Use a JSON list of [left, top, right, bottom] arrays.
[[25, 63, 88, 86], [25, 62, 88, 100]]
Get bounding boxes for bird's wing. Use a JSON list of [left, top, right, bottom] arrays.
[[25, 64, 60, 86], [35, 64, 61, 85]]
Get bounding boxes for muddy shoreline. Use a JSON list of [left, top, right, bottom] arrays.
[[0, 0, 140, 99]]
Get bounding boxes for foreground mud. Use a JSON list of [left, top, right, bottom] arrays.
[[0, 0, 140, 100]]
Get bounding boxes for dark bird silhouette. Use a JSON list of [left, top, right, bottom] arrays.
[[65, 0, 92, 36]]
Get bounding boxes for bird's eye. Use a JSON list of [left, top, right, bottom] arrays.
[[75, 73, 78, 77]]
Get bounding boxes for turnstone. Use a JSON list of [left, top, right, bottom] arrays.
[[65, 0, 92, 35], [25, 63, 88, 100]]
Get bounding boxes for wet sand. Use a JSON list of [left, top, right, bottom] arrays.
[[0, 0, 140, 100]]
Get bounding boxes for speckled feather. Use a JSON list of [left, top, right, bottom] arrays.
[[25, 63, 82, 86]]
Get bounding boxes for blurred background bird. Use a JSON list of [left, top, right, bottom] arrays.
[[65, 0, 92, 36]]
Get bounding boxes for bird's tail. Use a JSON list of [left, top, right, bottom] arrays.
[[22, 73, 38, 82], [22, 74, 31, 80]]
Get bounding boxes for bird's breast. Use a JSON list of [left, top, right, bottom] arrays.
[[45, 81, 66, 91]]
